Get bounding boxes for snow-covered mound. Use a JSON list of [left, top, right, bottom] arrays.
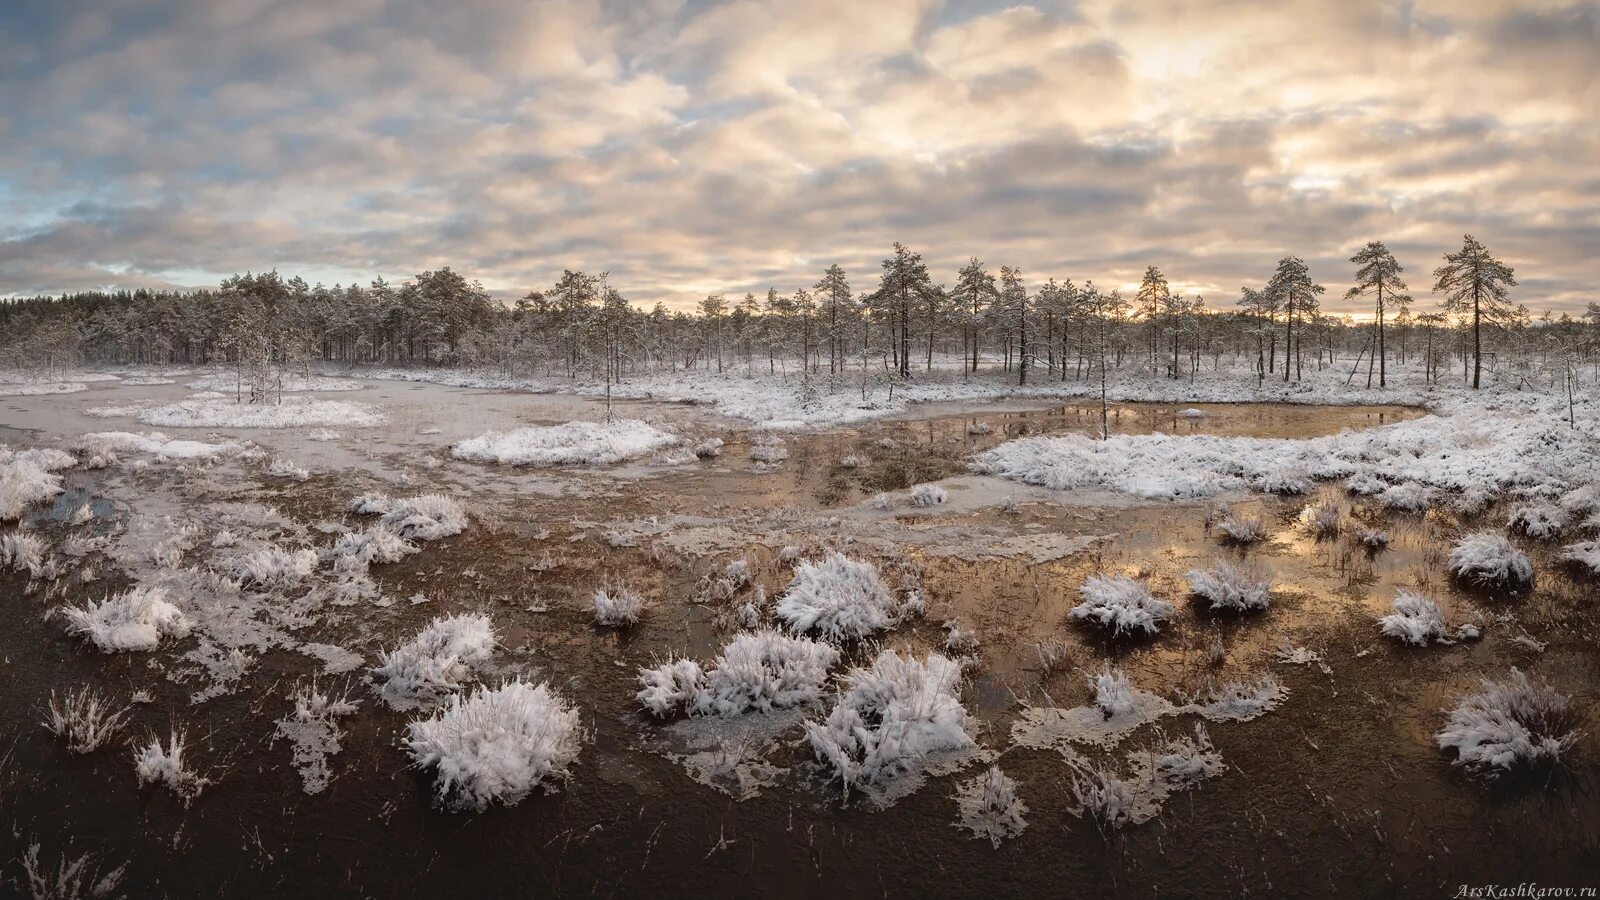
[[61, 586, 193, 652], [776, 551, 901, 642], [1448, 533, 1534, 589], [374, 613, 496, 709], [805, 650, 976, 796], [1069, 574, 1173, 636], [1378, 591, 1480, 646], [1436, 669, 1577, 777], [972, 413, 1598, 502], [138, 396, 384, 428], [1, 446, 75, 520], [1187, 561, 1270, 612], [452, 420, 676, 467], [405, 679, 582, 811]]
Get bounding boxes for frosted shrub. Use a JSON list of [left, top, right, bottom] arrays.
[[1, 530, 49, 578], [1560, 540, 1600, 575], [776, 551, 899, 642], [689, 630, 840, 716], [868, 492, 893, 511], [839, 453, 868, 469], [692, 438, 724, 459], [230, 545, 318, 590], [636, 657, 708, 718], [749, 442, 788, 463], [350, 492, 391, 515], [133, 729, 208, 805], [1507, 503, 1567, 539], [1378, 590, 1480, 646], [1256, 468, 1310, 496], [328, 524, 415, 569], [1091, 668, 1137, 718], [19, 841, 127, 900], [1216, 515, 1267, 544], [42, 687, 129, 753], [1069, 574, 1173, 637], [0, 456, 67, 520], [805, 650, 975, 794], [1359, 528, 1390, 549], [1345, 471, 1388, 496], [61, 586, 192, 653], [592, 585, 646, 627], [379, 494, 467, 541], [405, 679, 582, 811], [1436, 669, 1578, 777], [1380, 482, 1435, 513], [1448, 533, 1533, 590], [374, 613, 496, 708], [941, 619, 979, 654], [953, 766, 1028, 847], [908, 484, 948, 508], [1186, 560, 1271, 612], [966, 422, 994, 435], [266, 458, 310, 481], [1300, 499, 1341, 536], [1452, 485, 1496, 517]]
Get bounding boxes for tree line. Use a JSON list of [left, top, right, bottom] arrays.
[[2, 235, 1595, 397]]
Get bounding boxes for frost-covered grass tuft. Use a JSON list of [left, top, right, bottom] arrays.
[[692, 438, 724, 458], [374, 613, 496, 708], [1300, 498, 1341, 536], [42, 687, 129, 753], [1436, 669, 1578, 777], [953, 765, 1027, 847], [350, 492, 391, 515], [266, 458, 310, 481], [1507, 503, 1567, 539], [1378, 590, 1480, 646], [636, 657, 708, 718], [776, 551, 899, 642], [133, 729, 208, 805], [592, 584, 646, 627], [1216, 514, 1267, 543], [1379, 482, 1435, 512], [839, 453, 868, 469], [749, 442, 789, 463], [941, 619, 979, 654], [328, 524, 415, 568], [1453, 484, 1497, 516], [1, 453, 69, 520], [452, 419, 677, 466], [20, 841, 127, 900], [1345, 471, 1389, 495], [405, 679, 582, 812], [1359, 527, 1390, 549], [274, 682, 360, 794], [805, 649, 975, 794], [1069, 574, 1173, 637], [1186, 560, 1271, 612], [1448, 532, 1534, 590], [378, 494, 467, 541], [908, 483, 948, 508], [966, 421, 994, 435], [1560, 540, 1600, 575], [1, 530, 49, 578], [1256, 468, 1310, 495], [229, 545, 318, 590], [690, 630, 840, 717], [1191, 675, 1287, 721], [60, 586, 192, 653], [1091, 668, 1137, 718]]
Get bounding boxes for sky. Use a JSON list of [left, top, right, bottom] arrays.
[[1, 0, 1595, 314]]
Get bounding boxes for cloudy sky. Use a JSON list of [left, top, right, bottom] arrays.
[[1, 0, 1595, 313]]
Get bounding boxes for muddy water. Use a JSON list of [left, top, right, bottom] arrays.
[[2, 399, 1597, 899]]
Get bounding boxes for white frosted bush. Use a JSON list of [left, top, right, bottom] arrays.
[[1345, 471, 1388, 496], [133, 729, 208, 805], [405, 679, 582, 811], [266, 458, 310, 481], [776, 551, 899, 642], [692, 438, 724, 459], [1359, 528, 1390, 549], [1378, 590, 1479, 646], [1436, 669, 1578, 777], [1186, 560, 1271, 612], [1448, 532, 1533, 589], [637, 630, 840, 718], [1560, 540, 1600, 575], [592, 585, 646, 626], [374, 613, 496, 708], [1216, 515, 1266, 543], [1, 530, 49, 578], [1380, 482, 1435, 512], [1256, 468, 1310, 495], [230, 546, 318, 589], [0, 454, 69, 520], [379, 494, 467, 541], [636, 657, 708, 718], [350, 492, 391, 515], [1091, 668, 1137, 718], [749, 440, 788, 463], [328, 524, 415, 569], [43, 687, 129, 753], [953, 765, 1028, 847], [840, 453, 868, 469], [1069, 574, 1173, 637], [908, 484, 948, 508], [1300, 498, 1341, 536], [1507, 503, 1567, 539], [61, 586, 192, 652], [452, 419, 677, 467], [805, 650, 975, 794]]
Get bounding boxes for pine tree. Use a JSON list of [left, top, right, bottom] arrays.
[[1433, 234, 1518, 389], [997, 266, 1030, 385], [1266, 256, 1324, 382], [1136, 265, 1169, 373], [1345, 241, 1410, 388], [952, 257, 997, 375], [813, 264, 853, 376]]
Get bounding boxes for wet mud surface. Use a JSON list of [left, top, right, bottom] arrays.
[[2, 391, 1597, 898]]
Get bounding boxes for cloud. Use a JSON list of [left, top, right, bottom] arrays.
[[0, 0, 1595, 313]]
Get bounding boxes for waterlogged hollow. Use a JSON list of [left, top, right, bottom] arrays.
[[2, 381, 1595, 898]]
